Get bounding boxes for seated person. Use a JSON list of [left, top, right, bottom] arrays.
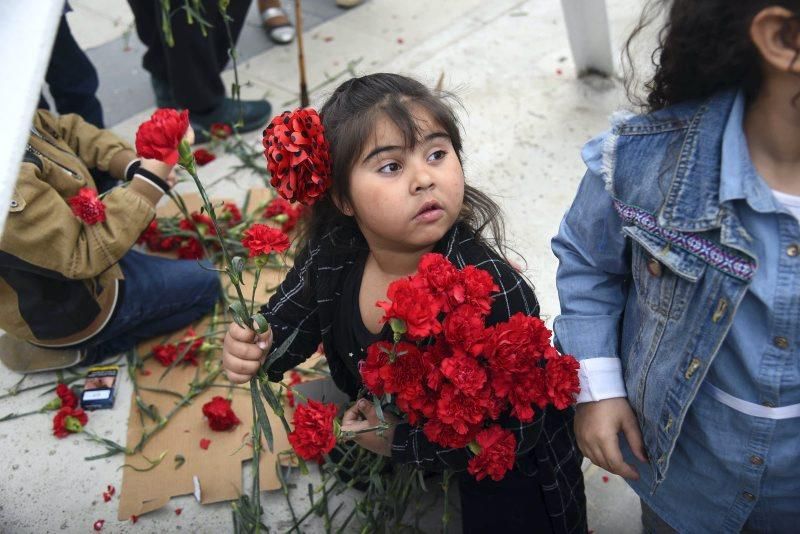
[[0, 109, 219, 372]]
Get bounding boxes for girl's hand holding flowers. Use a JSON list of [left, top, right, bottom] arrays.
[[222, 322, 273, 384], [341, 398, 398, 457]]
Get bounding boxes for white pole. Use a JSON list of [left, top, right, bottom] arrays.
[[561, 0, 615, 77], [0, 2, 62, 238]]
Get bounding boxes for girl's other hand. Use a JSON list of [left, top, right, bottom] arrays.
[[341, 398, 398, 457], [222, 322, 272, 384], [574, 397, 648, 480]]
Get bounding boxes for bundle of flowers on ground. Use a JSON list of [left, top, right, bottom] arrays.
[[359, 253, 581, 481]]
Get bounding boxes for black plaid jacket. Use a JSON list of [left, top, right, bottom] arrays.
[[263, 223, 586, 533]]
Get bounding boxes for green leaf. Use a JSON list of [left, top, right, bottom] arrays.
[[174, 454, 185, 469], [263, 328, 299, 371], [250, 313, 269, 334], [229, 301, 248, 327], [250, 378, 274, 452], [231, 256, 245, 279]]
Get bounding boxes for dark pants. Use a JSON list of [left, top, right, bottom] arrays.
[[459, 468, 554, 534], [38, 13, 104, 128], [80, 250, 220, 362], [127, 0, 251, 112]]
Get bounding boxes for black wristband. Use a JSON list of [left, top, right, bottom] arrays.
[[134, 167, 171, 193], [124, 159, 141, 181]]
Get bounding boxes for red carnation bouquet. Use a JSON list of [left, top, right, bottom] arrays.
[[359, 253, 580, 481]]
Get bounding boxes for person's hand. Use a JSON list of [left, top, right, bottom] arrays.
[[222, 322, 273, 384], [340, 398, 398, 457], [574, 397, 648, 480]]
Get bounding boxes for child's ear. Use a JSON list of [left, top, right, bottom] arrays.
[[331, 193, 354, 217], [750, 7, 800, 74]]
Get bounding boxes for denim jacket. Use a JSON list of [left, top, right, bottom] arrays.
[[552, 89, 762, 489]]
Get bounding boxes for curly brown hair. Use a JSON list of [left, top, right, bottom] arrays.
[[624, 0, 800, 111]]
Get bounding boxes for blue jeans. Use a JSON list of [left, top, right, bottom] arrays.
[[81, 250, 219, 362]]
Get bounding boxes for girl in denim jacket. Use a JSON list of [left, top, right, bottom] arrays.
[[553, 1, 800, 532]]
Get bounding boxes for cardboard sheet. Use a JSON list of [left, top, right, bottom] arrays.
[[118, 190, 322, 519]]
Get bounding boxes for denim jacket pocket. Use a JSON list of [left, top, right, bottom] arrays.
[[624, 226, 706, 320]]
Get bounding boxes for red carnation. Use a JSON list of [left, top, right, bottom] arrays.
[[467, 425, 516, 482], [53, 406, 88, 438], [416, 253, 459, 310], [442, 304, 488, 358], [486, 313, 552, 375], [68, 187, 106, 225], [377, 278, 442, 340], [379, 342, 427, 403], [177, 237, 204, 259], [262, 108, 331, 206], [202, 396, 241, 431], [544, 354, 581, 410], [264, 197, 304, 233], [56, 383, 78, 410], [435, 383, 488, 435], [287, 399, 338, 462], [359, 341, 391, 396], [220, 202, 242, 224], [152, 343, 178, 366], [423, 418, 479, 449], [135, 108, 189, 165], [440, 354, 487, 397], [241, 224, 290, 257], [457, 265, 499, 315], [193, 148, 216, 166], [210, 122, 233, 139], [285, 371, 303, 408], [181, 212, 216, 236]]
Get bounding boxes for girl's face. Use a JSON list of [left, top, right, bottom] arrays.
[[345, 109, 465, 253]]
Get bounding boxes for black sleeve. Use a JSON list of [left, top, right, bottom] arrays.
[[261, 242, 323, 382], [391, 250, 544, 470]]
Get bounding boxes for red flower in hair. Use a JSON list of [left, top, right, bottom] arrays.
[[263, 108, 331, 206], [193, 148, 216, 166], [135, 108, 189, 165], [56, 383, 78, 410], [467, 425, 516, 482], [202, 396, 241, 431], [241, 224, 290, 257], [287, 399, 338, 462], [53, 406, 88, 438], [69, 187, 106, 225]]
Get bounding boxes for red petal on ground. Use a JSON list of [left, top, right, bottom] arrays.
[[199, 438, 211, 450]]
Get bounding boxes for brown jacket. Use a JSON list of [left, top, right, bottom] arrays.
[[0, 110, 165, 346]]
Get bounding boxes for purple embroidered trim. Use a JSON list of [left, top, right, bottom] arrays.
[[613, 200, 756, 282]]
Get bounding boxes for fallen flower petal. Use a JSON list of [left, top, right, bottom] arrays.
[[93, 519, 105, 531], [102, 492, 111, 503], [130, 515, 139, 524], [107, 484, 115, 496], [602, 475, 609, 483], [199, 438, 211, 450], [175, 508, 183, 516]]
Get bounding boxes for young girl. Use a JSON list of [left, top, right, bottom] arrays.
[[223, 73, 587, 533], [553, 1, 800, 532]]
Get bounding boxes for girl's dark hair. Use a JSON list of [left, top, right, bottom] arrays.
[[299, 73, 507, 256], [624, 0, 800, 111]]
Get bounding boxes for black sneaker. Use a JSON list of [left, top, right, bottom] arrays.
[[190, 97, 272, 143]]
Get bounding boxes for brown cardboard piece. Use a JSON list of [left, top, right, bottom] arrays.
[[118, 190, 320, 520]]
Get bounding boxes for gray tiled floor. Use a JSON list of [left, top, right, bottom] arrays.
[[81, 0, 352, 126]]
